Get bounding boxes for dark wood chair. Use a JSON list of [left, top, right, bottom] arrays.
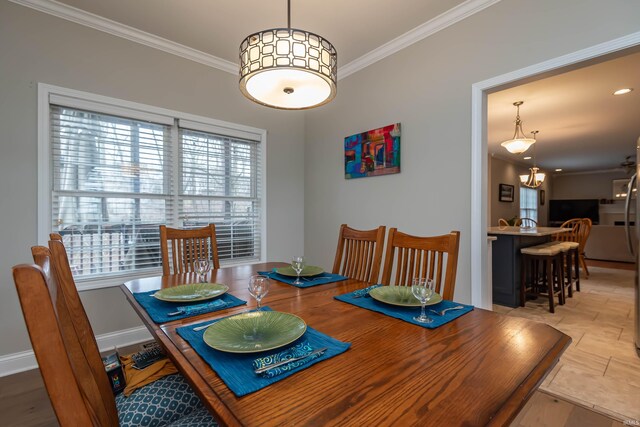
[[380, 229, 460, 300], [159, 224, 220, 275], [332, 224, 386, 283], [22, 241, 216, 426]]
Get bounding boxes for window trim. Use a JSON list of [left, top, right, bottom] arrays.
[[38, 83, 267, 291]]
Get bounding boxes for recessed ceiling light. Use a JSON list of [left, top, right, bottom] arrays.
[[555, 168, 563, 172], [613, 88, 633, 95], [523, 156, 532, 160]]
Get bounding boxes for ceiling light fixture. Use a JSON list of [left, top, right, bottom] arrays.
[[501, 101, 536, 154], [613, 88, 633, 96], [238, 0, 337, 109], [520, 130, 545, 188], [555, 168, 563, 172]]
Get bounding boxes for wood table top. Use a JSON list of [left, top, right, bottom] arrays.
[[487, 226, 571, 237], [121, 262, 570, 426]]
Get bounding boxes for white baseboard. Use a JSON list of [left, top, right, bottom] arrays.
[[0, 326, 152, 377]]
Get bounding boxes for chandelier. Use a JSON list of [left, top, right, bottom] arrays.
[[238, 0, 337, 110], [501, 101, 536, 154], [520, 130, 545, 188]]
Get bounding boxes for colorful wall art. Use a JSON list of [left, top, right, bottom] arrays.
[[344, 123, 401, 179]]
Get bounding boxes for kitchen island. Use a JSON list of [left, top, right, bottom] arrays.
[[488, 226, 569, 307]]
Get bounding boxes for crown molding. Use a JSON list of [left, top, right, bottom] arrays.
[[9, 0, 238, 74], [338, 0, 502, 79], [11, 0, 501, 80]]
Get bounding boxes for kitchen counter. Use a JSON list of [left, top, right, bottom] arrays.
[[488, 226, 569, 307], [487, 226, 570, 237]]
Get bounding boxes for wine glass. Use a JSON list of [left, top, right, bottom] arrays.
[[194, 258, 211, 283], [248, 275, 271, 311], [291, 256, 306, 285], [411, 278, 435, 323]]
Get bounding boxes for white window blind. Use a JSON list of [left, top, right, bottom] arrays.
[[519, 187, 538, 222], [48, 100, 263, 283], [179, 127, 262, 262]]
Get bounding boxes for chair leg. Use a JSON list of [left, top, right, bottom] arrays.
[[546, 259, 555, 313], [520, 255, 527, 307], [574, 250, 581, 291], [580, 253, 589, 279], [565, 253, 573, 299]]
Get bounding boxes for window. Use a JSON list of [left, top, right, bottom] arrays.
[[519, 187, 538, 223], [39, 84, 265, 289]]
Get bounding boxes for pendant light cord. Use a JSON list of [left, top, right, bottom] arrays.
[[287, 0, 291, 28]]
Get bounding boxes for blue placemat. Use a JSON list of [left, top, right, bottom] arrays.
[[258, 270, 347, 288], [177, 308, 351, 397], [133, 290, 246, 324], [334, 286, 473, 329]]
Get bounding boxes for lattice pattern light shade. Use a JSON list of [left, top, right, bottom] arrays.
[[239, 28, 337, 110]]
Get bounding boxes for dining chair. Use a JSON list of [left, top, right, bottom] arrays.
[[498, 218, 510, 227], [25, 241, 216, 426], [554, 218, 592, 279], [332, 224, 386, 283], [160, 224, 220, 275], [380, 229, 461, 300], [519, 218, 538, 228]]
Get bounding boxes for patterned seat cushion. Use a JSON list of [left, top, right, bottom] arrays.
[[168, 406, 218, 427], [115, 373, 216, 427]]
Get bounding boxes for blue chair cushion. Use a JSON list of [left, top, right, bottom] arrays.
[[115, 373, 217, 427], [168, 406, 218, 427]]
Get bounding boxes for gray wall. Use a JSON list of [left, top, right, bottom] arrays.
[[0, 2, 305, 357], [489, 156, 550, 226], [303, 0, 640, 303], [551, 170, 631, 225]]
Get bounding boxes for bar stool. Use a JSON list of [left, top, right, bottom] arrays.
[[520, 243, 565, 313], [554, 241, 580, 294], [535, 241, 575, 301]]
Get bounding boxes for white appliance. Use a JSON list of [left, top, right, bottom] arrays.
[[624, 136, 640, 356]]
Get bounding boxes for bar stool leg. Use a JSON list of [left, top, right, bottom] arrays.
[[546, 257, 555, 313], [520, 254, 527, 307], [574, 248, 581, 292]]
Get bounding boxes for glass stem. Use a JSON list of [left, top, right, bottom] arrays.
[[421, 303, 426, 318]]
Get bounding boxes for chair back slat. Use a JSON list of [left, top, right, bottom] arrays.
[[37, 241, 120, 426], [332, 225, 386, 284], [160, 224, 220, 275], [12, 264, 95, 426], [381, 229, 460, 300]]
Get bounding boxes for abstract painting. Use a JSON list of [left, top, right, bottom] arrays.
[[344, 123, 401, 179]]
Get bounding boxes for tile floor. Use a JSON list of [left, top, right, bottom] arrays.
[[494, 266, 640, 422]]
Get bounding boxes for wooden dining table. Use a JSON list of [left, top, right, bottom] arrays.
[[121, 262, 571, 426]]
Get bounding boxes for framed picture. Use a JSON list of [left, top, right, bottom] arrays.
[[539, 189, 545, 205], [499, 184, 514, 202], [344, 123, 401, 179]]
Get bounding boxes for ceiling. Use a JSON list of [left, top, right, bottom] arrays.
[[51, 0, 468, 69], [18, 0, 640, 173], [488, 50, 640, 174]]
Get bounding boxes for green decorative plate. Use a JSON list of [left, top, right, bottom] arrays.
[[203, 311, 307, 353], [275, 265, 324, 277], [369, 286, 443, 307], [152, 283, 228, 302]]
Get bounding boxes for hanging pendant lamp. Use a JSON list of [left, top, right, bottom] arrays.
[[501, 101, 536, 154], [520, 130, 545, 188], [239, 0, 337, 110]]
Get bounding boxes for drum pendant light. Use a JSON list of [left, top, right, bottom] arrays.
[[239, 0, 337, 110]]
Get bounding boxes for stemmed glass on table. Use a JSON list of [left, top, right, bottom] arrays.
[[291, 256, 306, 285], [248, 275, 271, 311], [411, 278, 436, 323], [195, 258, 211, 283]]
